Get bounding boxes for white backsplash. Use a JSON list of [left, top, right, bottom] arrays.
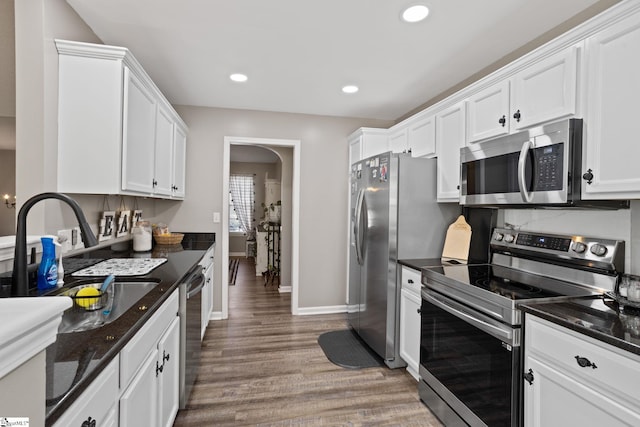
[[501, 201, 640, 275]]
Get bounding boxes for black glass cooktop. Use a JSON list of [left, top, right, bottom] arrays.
[[426, 263, 594, 301]]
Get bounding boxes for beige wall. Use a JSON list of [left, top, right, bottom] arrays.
[[0, 149, 16, 235], [169, 105, 391, 310], [0, 0, 15, 118]]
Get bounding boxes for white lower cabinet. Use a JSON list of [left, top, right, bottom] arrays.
[[399, 266, 422, 381], [200, 247, 214, 340], [524, 315, 640, 427], [119, 291, 180, 427], [52, 356, 120, 427]]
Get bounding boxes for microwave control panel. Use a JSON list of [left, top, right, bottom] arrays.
[[533, 143, 564, 191]]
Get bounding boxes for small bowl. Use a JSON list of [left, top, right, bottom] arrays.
[[153, 233, 184, 245]]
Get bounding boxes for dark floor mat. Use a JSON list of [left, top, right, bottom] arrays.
[[317, 329, 384, 369]]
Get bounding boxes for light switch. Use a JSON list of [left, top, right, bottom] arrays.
[[213, 212, 221, 223]]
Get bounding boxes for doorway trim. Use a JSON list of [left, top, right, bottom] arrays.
[[221, 136, 301, 318]]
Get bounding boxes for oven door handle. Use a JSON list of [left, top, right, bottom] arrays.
[[517, 139, 534, 203], [423, 290, 514, 344]]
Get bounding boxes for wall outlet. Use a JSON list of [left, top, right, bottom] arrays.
[[71, 226, 84, 250], [56, 229, 73, 253], [213, 212, 221, 223]]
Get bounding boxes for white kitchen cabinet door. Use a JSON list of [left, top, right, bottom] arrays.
[[408, 113, 436, 158], [436, 102, 466, 202], [399, 289, 421, 381], [399, 266, 422, 381], [348, 128, 389, 162], [524, 315, 640, 426], [201, 262, 214, 339], [510, 46, 578, 131], [524, 356, 640, 427], [120, 347, 159, 427], [153, 105, 175, 196], [582, 10, 640, 199], [466, 79, 511, 143], [158, 317, 180, 427], [122, 67, 157, 194], [172, 125, 187, 199], [388, 127, 409, 154]]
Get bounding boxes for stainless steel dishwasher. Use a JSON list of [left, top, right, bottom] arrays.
[[179, 264, 205, 408]]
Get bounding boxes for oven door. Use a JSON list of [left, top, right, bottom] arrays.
[[419, 288, 520, 427]]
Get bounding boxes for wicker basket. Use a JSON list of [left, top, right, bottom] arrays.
[[153, 233, 184, 245]]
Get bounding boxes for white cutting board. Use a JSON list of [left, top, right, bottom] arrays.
[[441, 215, 472, 264]]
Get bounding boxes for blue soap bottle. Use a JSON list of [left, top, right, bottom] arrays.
[[37, 236, 58, 291]]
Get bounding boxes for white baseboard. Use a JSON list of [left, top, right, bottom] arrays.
[[209, 311, 224, 321], [229, 252, 245, 257], [296, 305, 348, 316], [278, 285, 292, 293]]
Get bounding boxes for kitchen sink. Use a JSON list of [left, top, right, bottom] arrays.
[[54, 279, 160, 333]]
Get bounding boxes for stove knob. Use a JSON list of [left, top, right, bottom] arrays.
[[590, 244, 608, 257], [504, 234, 515, 243], [571, 242, 587, 253], [494, 232, 504, 242]]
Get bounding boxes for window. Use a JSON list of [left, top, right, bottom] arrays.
[[229, 174, 255, 233]]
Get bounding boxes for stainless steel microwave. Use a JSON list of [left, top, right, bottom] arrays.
[[459, 119, 627, 208]]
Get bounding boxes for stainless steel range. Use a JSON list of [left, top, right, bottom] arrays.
[[419, 228, 624, 427]]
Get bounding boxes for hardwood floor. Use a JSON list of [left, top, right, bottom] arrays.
[[173, 257, 443, 426]]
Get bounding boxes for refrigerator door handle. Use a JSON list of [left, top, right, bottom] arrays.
[[354, 189, 365, 265]]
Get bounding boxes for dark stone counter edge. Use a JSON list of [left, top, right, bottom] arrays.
[[520, 301, 640, 357], [45, 241, 214, 426]]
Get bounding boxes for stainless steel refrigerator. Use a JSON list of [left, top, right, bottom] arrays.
[[348, 152, 458, 368]]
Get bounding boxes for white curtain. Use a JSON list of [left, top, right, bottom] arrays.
[[229, 174, 255, 234]]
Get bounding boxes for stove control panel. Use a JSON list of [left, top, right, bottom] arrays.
[[490, 228, 625, 271]]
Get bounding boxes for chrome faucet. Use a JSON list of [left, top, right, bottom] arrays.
[[12, 192, 99, 296]]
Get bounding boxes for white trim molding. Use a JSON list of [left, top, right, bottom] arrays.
[[222, 137, 301, 319]]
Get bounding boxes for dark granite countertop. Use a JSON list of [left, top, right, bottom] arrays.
[[398, 258, 446, 271], [520, 295, 640, 357], [44, 232, 215, 426]]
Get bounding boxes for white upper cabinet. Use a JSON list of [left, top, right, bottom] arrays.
[[582, 7, 640, 199], [466, 80, 511, 143], [511, 46, 578, 131], [388, 112, 437, 158], [388, 126, 409, 154], [56, 39, 188, 200], [436, 102, 466, 202], [122, 68, 158, 194], [348, 128, 389, 164], [466, 47, 579, 144]]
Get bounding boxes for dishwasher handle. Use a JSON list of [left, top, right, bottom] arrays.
[[186, 271, 205, 299]]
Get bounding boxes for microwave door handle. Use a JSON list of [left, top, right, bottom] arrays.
[[517, 140, 534, 203]]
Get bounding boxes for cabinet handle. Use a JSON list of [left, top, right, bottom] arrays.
[[582, 169, 594, 185], [152, 179, 158, 187], [417, 308, 422, 314], [513, 110, 521, 122], [523, 368, 534, 385], [498, 115, 506, 127], [163, 350, 170, 363], [156, 360, 164, 376], [81, 417, 97, 427], [575, 355, 598, 369], [408, 279, 414, 284]]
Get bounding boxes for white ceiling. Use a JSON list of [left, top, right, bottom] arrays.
[[65, 0, 615, 121]]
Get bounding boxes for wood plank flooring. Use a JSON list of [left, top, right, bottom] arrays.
[[173, 257, 443, 426]]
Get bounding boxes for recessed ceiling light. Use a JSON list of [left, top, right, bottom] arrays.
[[402, 4, 430, 23], [342, 85, 359, 94], [230, 73, 248, 82]]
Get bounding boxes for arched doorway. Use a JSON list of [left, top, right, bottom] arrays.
[[221, 137, 301, 319]]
